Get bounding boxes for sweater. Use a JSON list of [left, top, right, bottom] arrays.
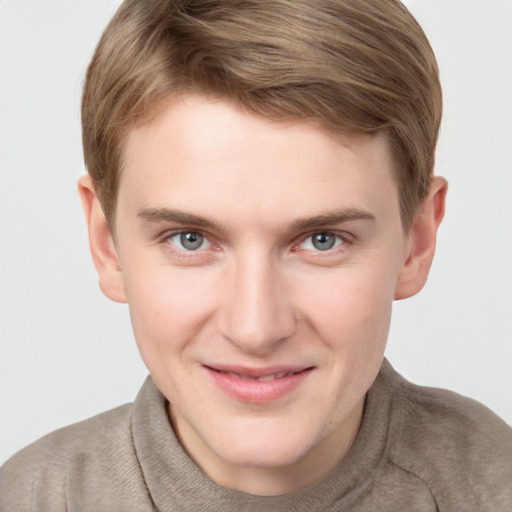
[[1, 360, 512, 511]]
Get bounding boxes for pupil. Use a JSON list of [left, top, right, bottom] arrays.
[[181, 232, 203, 250], [312, 233, 335, 251]]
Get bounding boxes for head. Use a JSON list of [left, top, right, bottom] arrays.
[[82, 0, 442, 233], [79, 0, 446, 495]]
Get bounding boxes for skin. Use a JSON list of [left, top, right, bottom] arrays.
[[79, 94, 446, 496]]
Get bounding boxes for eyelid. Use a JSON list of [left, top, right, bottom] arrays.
[[157, 227, 352, 255], [159, 227, 205, 240], [293, 230, 352, 252], [160, 229, 216, 252]]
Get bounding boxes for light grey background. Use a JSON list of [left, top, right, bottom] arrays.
[[1, 0, 511, 465]]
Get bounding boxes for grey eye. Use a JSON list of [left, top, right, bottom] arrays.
[[180, 232, 204, 250], [298, 232, 344, 252], [168, 231, 210, 251], [311, 232, 337, 251]]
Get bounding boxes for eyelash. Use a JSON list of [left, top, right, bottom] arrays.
[[294, 231, 350, 254], [161, 230, 215, 257], [159, 229, 351, 257]]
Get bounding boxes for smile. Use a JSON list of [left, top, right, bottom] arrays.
[[217, 370, 298, 382], [204, 365, 314, 403]]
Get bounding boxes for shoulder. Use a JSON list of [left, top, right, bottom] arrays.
[[382, 363, 512, 511], [1, 402, 134, 475], [0, 403, 149, 510]]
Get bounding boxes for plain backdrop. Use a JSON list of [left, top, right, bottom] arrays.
[[1, 0, 511, 465]]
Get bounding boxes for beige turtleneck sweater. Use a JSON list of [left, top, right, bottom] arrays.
[[1, 360, 511, 511]]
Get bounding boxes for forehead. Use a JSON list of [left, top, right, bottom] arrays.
[[118, 95, 400, 229]]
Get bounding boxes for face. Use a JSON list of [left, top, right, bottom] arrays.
[[110, 95, 411, 487]]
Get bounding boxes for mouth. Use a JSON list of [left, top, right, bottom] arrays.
[[213, 369, 302, 382], [203, 364, 314, 403]]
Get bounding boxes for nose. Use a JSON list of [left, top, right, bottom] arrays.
[[217, 252, 297, 356]]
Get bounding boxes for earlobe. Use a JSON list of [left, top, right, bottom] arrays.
[[394, 176, 448, 300], [78, 175, 127, 304]]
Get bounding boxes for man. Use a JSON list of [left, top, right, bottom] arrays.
[[1, 0, 511, 510]]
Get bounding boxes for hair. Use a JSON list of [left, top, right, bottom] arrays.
[[82, 0, 442, 232]]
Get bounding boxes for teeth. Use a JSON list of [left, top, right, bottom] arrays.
[[257, 371, 292, 382], [220, 369, 295, 381], [257, 374, 276, 382], [227, 371, 251, 381]]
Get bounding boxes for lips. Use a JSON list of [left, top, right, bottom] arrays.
[[216, 369, 298, 382], [204, 364, 313, 403]]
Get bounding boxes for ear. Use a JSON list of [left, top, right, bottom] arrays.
[[394, 176, 448, 300], [78, 175, 127, 303]]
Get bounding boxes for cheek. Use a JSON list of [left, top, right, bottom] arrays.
[[300, 265, 396, 353], [123, 266, 217, 365], [311, 265, 395, 313]]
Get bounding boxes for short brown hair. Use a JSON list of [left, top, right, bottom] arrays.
[[82, 0, 442, 232]]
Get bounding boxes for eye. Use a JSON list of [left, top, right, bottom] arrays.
[[167, 231, 211, 251], [299, 232, 345, 252]]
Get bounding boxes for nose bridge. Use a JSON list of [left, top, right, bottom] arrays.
[[219, 248, 296, 354]]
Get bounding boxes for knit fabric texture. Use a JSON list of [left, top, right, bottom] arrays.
[[1, 359, 511, 511]]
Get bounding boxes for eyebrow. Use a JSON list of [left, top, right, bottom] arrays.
[[138, 206, 374, 232], [291, 207, 375, 231], [137, 207, 226, 231]]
